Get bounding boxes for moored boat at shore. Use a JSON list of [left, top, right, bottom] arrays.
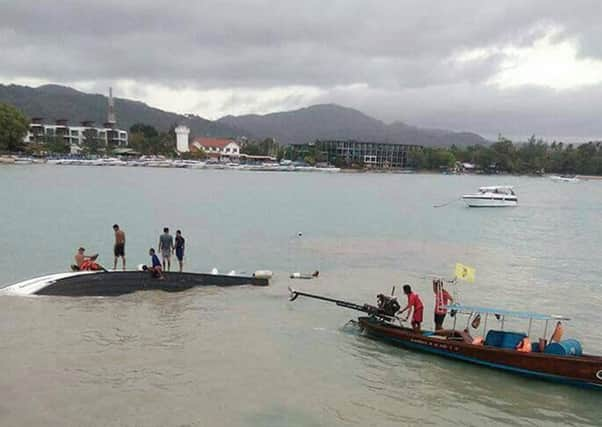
[[550, 175, 580, 183]]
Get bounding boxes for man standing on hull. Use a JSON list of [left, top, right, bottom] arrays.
[[158, 227, 174, 271], [113, 224, 126, 270], [175, 229, 185, 272]]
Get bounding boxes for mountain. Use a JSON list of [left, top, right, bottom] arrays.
[[219, 104, 388, 143], [0, 84, 242, 137], [218, 104, 489, 146], [0, 84, 488, 146]]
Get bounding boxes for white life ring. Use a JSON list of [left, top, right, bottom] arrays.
[[596, 370, 602, 381]]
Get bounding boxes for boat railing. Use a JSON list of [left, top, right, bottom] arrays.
[[446, 304, 571, 348]]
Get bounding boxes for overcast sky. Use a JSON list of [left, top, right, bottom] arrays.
[[1, 0, 602, 140]]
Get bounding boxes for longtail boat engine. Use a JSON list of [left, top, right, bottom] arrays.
[[376, 293, 401, 318]]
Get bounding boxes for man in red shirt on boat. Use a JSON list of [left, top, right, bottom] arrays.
[[398, 284, 424, 331], [433, 279, 454, 330]]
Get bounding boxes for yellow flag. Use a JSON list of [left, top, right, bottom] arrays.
[[455, 263, 475, 283]]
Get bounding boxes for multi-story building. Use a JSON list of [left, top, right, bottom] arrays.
[[290, 139, 422, 169], [24, 119, 128, 150], [22, 88, 128, 153]]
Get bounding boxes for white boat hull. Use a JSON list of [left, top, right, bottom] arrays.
[[550, 176, 580, 183], [462, 196, 517, 207], [0, 271, 98, 296]]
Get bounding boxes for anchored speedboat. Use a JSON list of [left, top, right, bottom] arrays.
[[462, 185, 518, 207], [0, 270, 270, 297]]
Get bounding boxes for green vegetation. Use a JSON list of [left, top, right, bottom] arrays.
[[44, 135, 71, 154], [408, 136, 602, 175], [0, 103, 29, 153], [241, 138, 292, 160], [128, 123, 176, 155]]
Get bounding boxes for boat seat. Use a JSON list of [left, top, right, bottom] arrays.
[[484, 330, 527, 349]]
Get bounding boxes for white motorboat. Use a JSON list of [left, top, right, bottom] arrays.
[[550, 175, 580, 183], [462, 185, 518, 207], [13, 157, 35, 165]]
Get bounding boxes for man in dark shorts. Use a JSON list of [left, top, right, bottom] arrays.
[[158, 227, 174, 271], [113, 224, 126, 270], [175, 230, 185, 272]]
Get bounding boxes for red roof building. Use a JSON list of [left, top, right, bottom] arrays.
[[190, 137, 241, 157]]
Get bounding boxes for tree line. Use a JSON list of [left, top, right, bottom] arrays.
[[408, 136, 602, 175], [2, 102, 602, 175]]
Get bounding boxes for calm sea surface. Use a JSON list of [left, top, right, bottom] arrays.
[[0, 165, 601, 426]]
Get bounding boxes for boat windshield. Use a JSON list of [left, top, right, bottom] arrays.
[[478, 186, 514, 195]]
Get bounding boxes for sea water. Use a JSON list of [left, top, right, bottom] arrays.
[[0, 165, 601, 426]]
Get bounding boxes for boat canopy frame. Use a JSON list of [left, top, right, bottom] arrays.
[[447, 304, 569, 322], [446, 303, 570, 341]]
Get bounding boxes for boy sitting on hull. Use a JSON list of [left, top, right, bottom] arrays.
[[143, 248, 164, 279]]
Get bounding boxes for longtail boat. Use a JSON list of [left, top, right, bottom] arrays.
[[0, 270, 270, 297], [289, 288, 602, 390]]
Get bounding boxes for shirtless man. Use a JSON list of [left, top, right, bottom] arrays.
[[113, 224, 126, 270], [73, 247, 95, 270]]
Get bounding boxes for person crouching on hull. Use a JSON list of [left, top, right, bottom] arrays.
[[148, 248, 164, 279], [398, 284, 424, 332]]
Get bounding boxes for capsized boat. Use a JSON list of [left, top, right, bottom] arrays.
[[462, 185, 518, 207], [0, 270, 270, 297], [288, 288, 602, 389]]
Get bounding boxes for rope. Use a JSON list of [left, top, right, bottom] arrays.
[[433, 197, 461, 208]]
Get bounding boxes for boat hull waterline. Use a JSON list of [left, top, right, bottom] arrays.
[[0, 270, 269, 297], [461, 196, 518, 207], [358, 317, 602, 389]]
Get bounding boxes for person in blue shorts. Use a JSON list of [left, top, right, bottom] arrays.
[[175, 230, 185, 272]]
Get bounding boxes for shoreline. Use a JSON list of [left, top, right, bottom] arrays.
[[2, 155, 602, 178]]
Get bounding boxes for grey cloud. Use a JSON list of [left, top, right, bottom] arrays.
[[315, 83, 602, 141], [1, 0, 601, 139]]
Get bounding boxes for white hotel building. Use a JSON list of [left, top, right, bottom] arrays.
[[22, 88, 128, 153], [24, 118, 128, 153]]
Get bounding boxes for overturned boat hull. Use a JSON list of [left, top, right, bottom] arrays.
[[1, 270, 269, 297], [358, 316, 602, 389]]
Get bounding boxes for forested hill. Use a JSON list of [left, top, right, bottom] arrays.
[[1, 84, 488, 146], [0, 84, 242, 137], [218, 104, 489, 146]]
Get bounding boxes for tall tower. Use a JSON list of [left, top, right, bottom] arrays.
[[175, 125, 191, 152], [107, 87, 116, 127]]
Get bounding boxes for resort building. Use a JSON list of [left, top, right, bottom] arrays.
[[22, 88, 128, 153], [190, 137, 241, 159], [24, 119, 128, 152], [290, 139, 422, 169]]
